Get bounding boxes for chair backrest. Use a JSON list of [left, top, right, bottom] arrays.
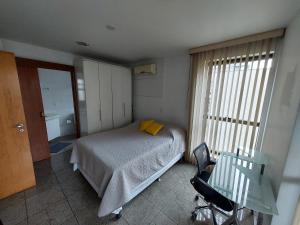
[[191, 143, 234, 212], [193, 143, 211, 174]]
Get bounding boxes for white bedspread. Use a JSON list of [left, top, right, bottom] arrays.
[[70, 122, 185, 217]]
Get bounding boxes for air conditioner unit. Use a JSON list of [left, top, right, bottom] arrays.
[[133, 64, 156, 75]]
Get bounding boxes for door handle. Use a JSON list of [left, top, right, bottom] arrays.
[[16, 123, 25, 133], [40, 111, 45, 117]]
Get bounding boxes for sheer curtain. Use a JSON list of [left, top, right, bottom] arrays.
[[186, 31, 283, 162]]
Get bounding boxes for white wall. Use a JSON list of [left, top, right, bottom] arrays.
[[271, 105, 300, 225], [0, 39, 3, 50], [0, 39, 76, 65], [38, 68, 76, 136], [262, 12, 300, 196], [38, 68, 74, 114], [252, 12, 300, 225], [133, 55, 190, 129]]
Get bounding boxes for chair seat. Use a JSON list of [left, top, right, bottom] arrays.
[[191, 175, 234, 212]]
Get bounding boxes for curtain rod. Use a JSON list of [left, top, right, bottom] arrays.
[[189, 28, 285, 55]]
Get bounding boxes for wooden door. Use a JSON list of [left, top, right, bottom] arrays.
[[83, 60, 101, 133], [99, 62, 113, 131], [0, 52, 36, 199], [17, 64, 50, 162]]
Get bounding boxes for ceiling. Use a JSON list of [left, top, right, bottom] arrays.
[[0, 0, 300, 63]]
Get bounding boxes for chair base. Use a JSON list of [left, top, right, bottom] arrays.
[[191, 203, 220, 225], [220, 204, 240, 225], [191, 196, 243, 225]]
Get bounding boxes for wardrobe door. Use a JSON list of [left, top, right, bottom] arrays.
[[111, 66, 123, 128], [98, 63, 113, 131], [83, 60, 101, 133], [121, 67, 132, 124]]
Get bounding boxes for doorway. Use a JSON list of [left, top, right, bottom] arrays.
[[16, 58, 80, 162], [38, 68, 76, 154]]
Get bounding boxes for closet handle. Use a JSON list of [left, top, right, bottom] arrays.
[[123, 103, 125, 117], [99, 105, 102, 121]]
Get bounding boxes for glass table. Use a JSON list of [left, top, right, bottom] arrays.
[[220, 147, 270, 176], [208, 153, 278, 224], [221, 147, 271, 166]]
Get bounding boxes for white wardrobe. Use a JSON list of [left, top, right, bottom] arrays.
[[76, 59, 132, 135]]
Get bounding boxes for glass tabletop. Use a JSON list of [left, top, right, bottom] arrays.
[[221, 147, 270, 165], [208, 154, 278, 215]]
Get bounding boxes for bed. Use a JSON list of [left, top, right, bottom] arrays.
[[70, 122, 186, 218]]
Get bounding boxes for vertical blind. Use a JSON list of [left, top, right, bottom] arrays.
[[187, 36, 282, 161]]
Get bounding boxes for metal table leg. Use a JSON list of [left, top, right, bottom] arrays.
[[257, 212, 263, 225], [222, 203, 240, 225]]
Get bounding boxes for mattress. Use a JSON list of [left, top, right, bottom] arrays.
[[70, 122, 185, 217]]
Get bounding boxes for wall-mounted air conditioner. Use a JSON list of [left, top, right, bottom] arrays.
[[133, 64, 156, 75]]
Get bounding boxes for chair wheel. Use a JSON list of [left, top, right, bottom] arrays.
[[115, 212, 122, 220], [191, 212, 197, 221], [194, 195, 199, 201]]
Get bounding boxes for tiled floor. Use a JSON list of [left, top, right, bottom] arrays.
[[0, 149, 254, 225]]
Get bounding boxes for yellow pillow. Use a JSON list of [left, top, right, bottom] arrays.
[[145, 122, 164, 136], [139, 120, 154, 131]]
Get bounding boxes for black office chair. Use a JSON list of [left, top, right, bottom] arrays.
[[190, 143, 234, 224]]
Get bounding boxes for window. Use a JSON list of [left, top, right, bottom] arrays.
[[187, 30, 284, 162], [204, 54, 273, 157]]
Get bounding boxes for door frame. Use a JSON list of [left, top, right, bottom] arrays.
[[16, 57, 80, 138]]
